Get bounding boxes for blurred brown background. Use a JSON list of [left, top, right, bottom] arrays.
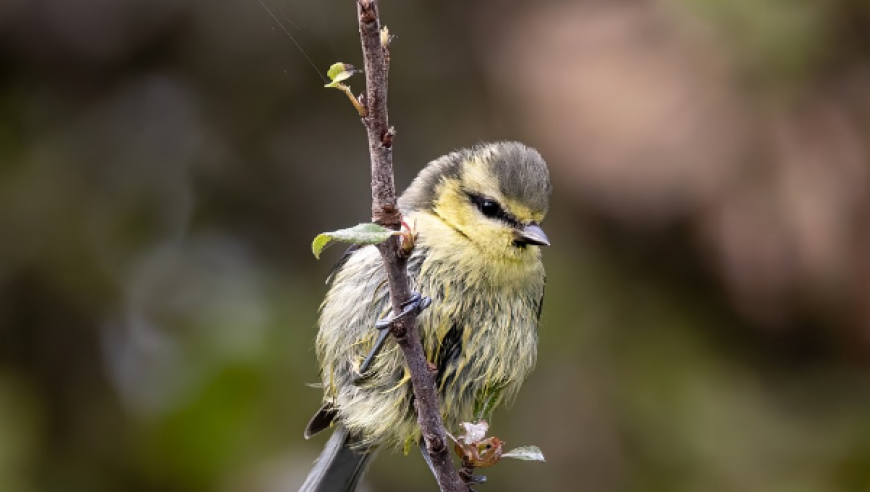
[[3, 0, 870, 491]]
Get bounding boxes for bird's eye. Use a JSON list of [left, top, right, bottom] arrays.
[[478, 199, 501, 218], [468, 193, 513, 223]]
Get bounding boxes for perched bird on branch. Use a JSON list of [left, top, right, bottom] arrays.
[[302, 142, 551, 492]]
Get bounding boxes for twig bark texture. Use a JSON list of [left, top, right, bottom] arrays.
[[355, 1, 467, 491]]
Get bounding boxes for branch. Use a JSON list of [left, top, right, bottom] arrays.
[[355, 1, 467, 491]]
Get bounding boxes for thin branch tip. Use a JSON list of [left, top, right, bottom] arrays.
[[357, 0, 377, 22], [354, 0, 467, 490]]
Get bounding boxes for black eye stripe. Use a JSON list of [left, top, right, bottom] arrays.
[[467, 193, 520, 227]]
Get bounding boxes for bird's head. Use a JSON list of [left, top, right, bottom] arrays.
[[400, 142, 552, 261]]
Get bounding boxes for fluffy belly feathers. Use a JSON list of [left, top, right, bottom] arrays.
[[316, 215, 543, 450]]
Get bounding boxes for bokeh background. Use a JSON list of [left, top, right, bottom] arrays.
[[3, 0, 870, 491]]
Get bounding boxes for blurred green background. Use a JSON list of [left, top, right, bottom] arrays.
[[3, 0, 870, 491]]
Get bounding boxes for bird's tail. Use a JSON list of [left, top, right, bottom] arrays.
[[300, 426, 375, 492]]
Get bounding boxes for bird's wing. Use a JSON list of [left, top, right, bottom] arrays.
[[325, 244, 364, 285], [305, 403, 339, 439], [433, 322, 464, 389]]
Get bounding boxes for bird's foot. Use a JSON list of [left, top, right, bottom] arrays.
[[374, 292, 431, 330], [467, 475, 487, 484], [464, 472, 491, 492], [463, 474, 488, 491], [461, 470, 488, 491], [354, 292, 431, 383], [465, 475, 486, 492]]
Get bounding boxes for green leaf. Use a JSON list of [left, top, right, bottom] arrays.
[[312, 223, 396, 259], [325, 62, 357, 88], [502, 446, 546, 462]]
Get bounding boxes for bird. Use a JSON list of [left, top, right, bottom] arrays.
[[301, 141, 551, 492]]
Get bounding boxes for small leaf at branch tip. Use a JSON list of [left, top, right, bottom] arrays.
[[380, 26, 394, 47], [325, 62, 358, 87], [312, 223, 398, 259], [502, 445, 546, 462]]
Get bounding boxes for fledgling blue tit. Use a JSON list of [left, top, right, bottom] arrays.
[[301, 142, 551, 492]]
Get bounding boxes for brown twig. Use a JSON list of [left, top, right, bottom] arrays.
[[355, 1, 467, 491]]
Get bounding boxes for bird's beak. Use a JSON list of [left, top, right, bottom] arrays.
[[514, 223, 550, 247]]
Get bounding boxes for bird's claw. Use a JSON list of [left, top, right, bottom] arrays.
[[463, 473, 487, 491], [355, 292, 431, 383], [468, 475, 487, 484], [374, 292, 431, 330]]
